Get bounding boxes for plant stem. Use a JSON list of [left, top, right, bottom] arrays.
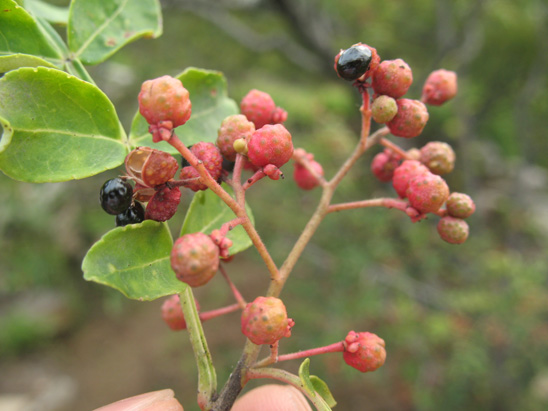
[[255, 341, 344, 368]]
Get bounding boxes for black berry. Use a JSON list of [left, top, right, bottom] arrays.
[[100, 178, 133, 215], [336, 45, 372, 81], [116, 202, 145, 226]]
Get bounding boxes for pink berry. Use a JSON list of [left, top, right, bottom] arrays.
[[241, 296, 294, 345], [406, 171, 450, 214], [372, 59, 413, 98], [422, 69, 457, 106], [343, 331, 386, 373], [371, 151, 400, 182], [240, 89, 276, 129], [171, 232, 219, 287], [179, 142, 223, 191], [371, 95, 398, 124], [437, 216, 469, 244], [161, 295, 201, 331], [420, 141, 456, 175], [446, 192, 475, 219], [145, 186, 181, 222], [387, 99, 429, 138], [392, 160, 429, 198], [247, 124, 294, 168], [138, 75, 191, 127], [270, 106, 288, 124], [216, 115, 255, 162], [125, 147, 179, 188], [293, 159, 324, 190]]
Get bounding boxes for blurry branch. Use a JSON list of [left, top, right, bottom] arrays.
[[162, 0, 333, 74], [512, 3, 548, 162]]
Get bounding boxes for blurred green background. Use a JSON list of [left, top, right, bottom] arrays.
[[1, 0, 548, 410]]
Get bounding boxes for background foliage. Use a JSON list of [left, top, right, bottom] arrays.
[[1, 0, 547, 410]]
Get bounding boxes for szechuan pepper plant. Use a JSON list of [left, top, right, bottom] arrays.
[[0, 1, 473, 410]]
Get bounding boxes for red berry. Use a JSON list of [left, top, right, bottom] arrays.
[[437, 216, 469, 244], [216, 115, 255, 162], [145, 186, 181, 222], [179, 142, 223, 191], [422, 69, 457, 106], [241, 296, 294, 345], [343, 331, 386, 373], [392, 160, 429, 198], [270, 106, 288, 124], [371, 95, 398, 124], [161, 295, 201, 331], [171, 232, 219, 287], [406, 171, 450, 214], [446, 192, 475, 219], [125, 147, 179, 188], [387, 99, 429, 138], [138, 75, 191, 127], [420, 141, 456, 175], [240, 89, 276, 129], [371, 151, 400, 182], [293, 159, 324, 190], [372, 59, 413, 98], [247, 124, 294, 168]]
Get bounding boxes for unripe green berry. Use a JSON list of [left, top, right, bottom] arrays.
[[446, 192, 476, 219], [371, 95, 398, 123], [437, 216, 469, 244], [420, 141, 456, 175], [217, 115, 255, 162]]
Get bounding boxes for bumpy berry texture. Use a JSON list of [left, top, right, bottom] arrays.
[[100, 178, 133, 215], [179, 142, 223, 191], [125, 147, 179, 188], [240, 89, 276, 129], [138, 75, 192, 127], [371, 95, 398, 124], [116, 202, 145, 226], [371, 150, 400, 182], [247, 124, 294, 168], [161, 295, 201, 331], [171, 232, 219, 287], [145, 186, 181, 222], [270, 106, 288, 124], [392, 160, 429, 198], [420, 141, 456, 175], [406, 171, 450, 214], [293, 159, 324, 190], [437, 216, 469, 244], [343, 331, 386, 373], [446, 192, 476, 219], [422, 69, 458, 106], [387, 99, 429, 138], [241, 296, 294, 345], [216, 115, 255, 162], [372, 59, 413, 98]]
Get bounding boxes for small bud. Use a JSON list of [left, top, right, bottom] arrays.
[[422, 69, 458, 106], [233, 138, 248, 155], [343, 331, 386, 373]]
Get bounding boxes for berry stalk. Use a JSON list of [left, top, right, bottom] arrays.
[[255, 341, 345, 368]]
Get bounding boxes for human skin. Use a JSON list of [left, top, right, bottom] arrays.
[[93, 384, 312, 411]]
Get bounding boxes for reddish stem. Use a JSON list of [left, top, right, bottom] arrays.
[[380, 137, 413, 160], [327, 197, 409, 214], [199, 303, 241, 323], [219, 217, 246, 237], [219, 264, 247, 309], [242, 169, 267, 190], [254, 341, 344, 368]]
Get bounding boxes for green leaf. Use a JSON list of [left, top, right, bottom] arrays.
[[310, 376, 337, 408], [181, 184, 254, 256], [24, 0, 69, 25], [0, 0, 65, 68], [129, 68, 239, 154], [0, 67, 127, 182], [0, 53, 58, 72], [67, 0, 162, 65], [82, 220, 185, 301], [298, 359, 317, 397]]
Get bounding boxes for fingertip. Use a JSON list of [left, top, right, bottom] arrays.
[[232, 384, 312, 411], [93, 389, 184, 411]]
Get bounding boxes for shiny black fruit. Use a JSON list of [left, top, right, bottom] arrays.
[[100, 178, 133, 215]]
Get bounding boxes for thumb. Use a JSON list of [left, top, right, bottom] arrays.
[[93, 389, 184, 411], [232, 384, 312, 411]]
